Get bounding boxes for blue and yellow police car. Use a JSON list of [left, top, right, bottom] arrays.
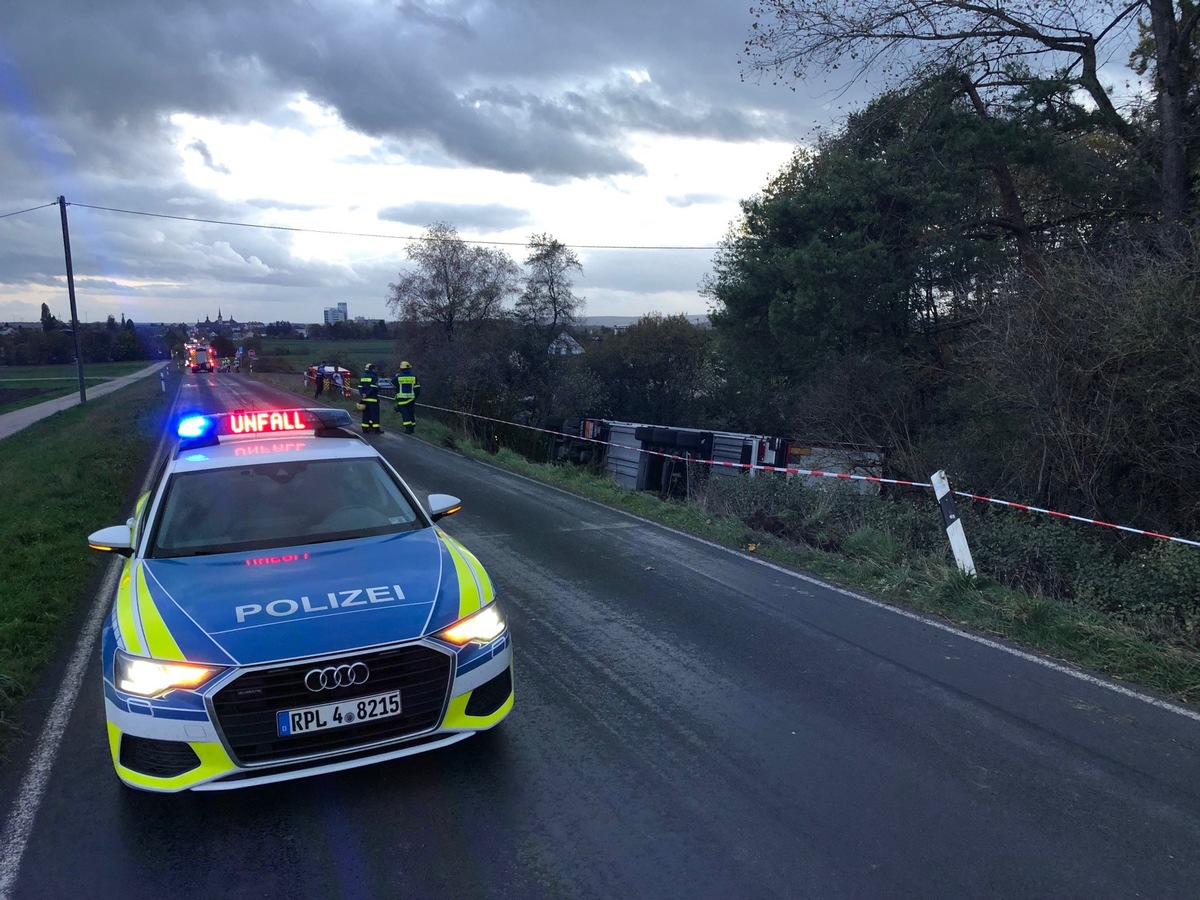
[[87, 407, 513, 791]]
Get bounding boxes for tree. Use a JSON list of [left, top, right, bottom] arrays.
[[81, 327, 115, 363], [707, 76, 1014, 391], [211, 334, 236, 360], [583, 315, 714, 425], [962, 236, 1200, 529], [505, 234, 588, 422], [40, 303, 60, 333], [1131, 2, 1200, 227], [113, 327, 144, 361], [515, 234, 585, 346], [386, 223, 520, 341], [163, 325, 189, 359], [745, 1, 1200, 227]]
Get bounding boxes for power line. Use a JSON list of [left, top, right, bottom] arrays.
[[0, 202, 57, 220], [66, 201, 721, 251]]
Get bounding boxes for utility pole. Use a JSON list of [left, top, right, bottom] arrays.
[[58, 195, 86, 403]]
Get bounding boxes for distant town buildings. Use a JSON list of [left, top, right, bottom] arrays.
[[323, 302, 349, 325], [196, 309, 236, 327], [189, 309, 262, 341]]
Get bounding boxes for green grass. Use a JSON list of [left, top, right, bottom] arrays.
[[0, 361, 150, 380], [254, 340, 397, 375], [0, 362, 154, 414], [0, 384, 77, 413], [0, 375, 169, 753]]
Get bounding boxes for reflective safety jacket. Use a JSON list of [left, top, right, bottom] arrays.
[[394, 372, 420, 405], [359, 372, 380, 402]]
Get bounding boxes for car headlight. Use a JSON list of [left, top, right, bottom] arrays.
[[115, 649, 221, 698], [436, 603, 506, 645]]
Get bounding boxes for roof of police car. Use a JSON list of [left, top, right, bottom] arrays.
[[171, 429, 379, 472]]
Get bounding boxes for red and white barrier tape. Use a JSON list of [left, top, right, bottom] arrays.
[[299, 387, 1200, 548], [950, 492, 1200, 548]]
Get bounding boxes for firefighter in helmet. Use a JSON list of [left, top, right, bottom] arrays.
[[393, 361, 421, 434], [358, 363, 382, 434]]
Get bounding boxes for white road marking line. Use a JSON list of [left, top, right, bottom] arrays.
[[0, 390, 177, 900], [0, 559, 119, 899], [557, 523, 640, 533], [471, 457, 1200, 724]]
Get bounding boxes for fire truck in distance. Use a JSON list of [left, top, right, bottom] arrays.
[[187, 343, 218, 373]]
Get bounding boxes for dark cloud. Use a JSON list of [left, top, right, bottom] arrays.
[[244, 198, 323, 212], [1, 0, 827, 322], [379, 203, 532, 232], [186, 140, 231, 174], [5, 0, 810, 180]]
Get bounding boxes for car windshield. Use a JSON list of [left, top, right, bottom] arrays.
[[149, 457, 423, 557]]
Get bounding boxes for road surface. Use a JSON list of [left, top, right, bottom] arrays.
[[3, 372, 1198, 899]]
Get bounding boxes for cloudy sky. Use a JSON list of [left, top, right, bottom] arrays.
[[0, 0, 847, 328]]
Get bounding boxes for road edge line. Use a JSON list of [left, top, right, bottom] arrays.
[[461, 454, 1200, 725], [0, 385, 178, 900]]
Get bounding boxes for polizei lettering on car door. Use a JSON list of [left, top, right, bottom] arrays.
[[234, 585, 407, 624]]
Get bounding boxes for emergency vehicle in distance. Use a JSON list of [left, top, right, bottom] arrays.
[[187, 343, 218, 373], [86, 407, 513, 791]]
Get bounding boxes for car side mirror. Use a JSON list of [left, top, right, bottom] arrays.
[[88, 524, 134, 557], [427, 493, 462, 522]]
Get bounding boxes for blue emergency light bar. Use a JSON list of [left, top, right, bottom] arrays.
[[177, 415, 214, 440], [175, 408, 354, 448]]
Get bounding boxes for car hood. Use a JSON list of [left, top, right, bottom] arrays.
[[133, 528, 481, 666]]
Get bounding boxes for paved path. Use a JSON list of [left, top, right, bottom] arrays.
[[0, 362, 168, 441]]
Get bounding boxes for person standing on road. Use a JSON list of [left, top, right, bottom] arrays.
[[314, 360, 328, 398], [359, 363, 382, 434], [393, 361, 421, 434]]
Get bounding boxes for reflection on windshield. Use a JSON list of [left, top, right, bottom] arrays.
[[151, 458, 421, 557]]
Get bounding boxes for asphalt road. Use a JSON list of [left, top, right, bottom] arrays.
[[3, 372, 1199, 899]]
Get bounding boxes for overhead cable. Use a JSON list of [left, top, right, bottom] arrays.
[[66, 202, 721, 251], [0, 202, 58, 220]]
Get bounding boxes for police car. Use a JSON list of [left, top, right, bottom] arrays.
[[87, 408, 513, 792]]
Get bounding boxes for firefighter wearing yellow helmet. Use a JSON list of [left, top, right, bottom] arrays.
[[393, 361, 421, 434], [358, 363, 382, 434]]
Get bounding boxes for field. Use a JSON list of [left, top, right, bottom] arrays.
[[253, 339, 399, 375], [0, 361, 152, 415]]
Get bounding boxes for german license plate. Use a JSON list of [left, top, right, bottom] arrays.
[[276, 690, 402, 737]]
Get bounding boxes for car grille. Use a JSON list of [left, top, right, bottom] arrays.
[[211, 644, 453, 766]]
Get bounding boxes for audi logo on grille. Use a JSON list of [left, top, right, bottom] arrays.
[[304, 662, 370, 692]]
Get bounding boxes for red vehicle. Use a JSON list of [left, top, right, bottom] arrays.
[[307, 364, 353, 397], [188, 345, 217, 373]]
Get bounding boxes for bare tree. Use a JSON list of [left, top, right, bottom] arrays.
[[964, 236, 1200, 527], [386, 222, 520, 341], [745, 1, 1199, 227], [515, 233, 585, 348]]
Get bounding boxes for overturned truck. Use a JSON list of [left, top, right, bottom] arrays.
[[553, 418, 884, 497]]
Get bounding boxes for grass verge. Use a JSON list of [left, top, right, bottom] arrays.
[[0, 362, 154, 415], [0, 375, 168, 755]]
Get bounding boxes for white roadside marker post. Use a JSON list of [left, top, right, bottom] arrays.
[[931, 470, 976, 575]]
